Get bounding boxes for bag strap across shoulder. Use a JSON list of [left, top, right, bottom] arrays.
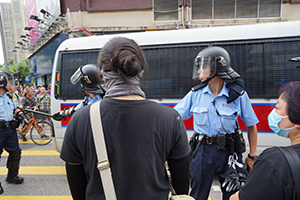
[[90, 101, 117, 200], [277, 146, 300, 200]]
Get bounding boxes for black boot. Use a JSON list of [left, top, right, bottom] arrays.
[[0, 182, 3, 194], [6, 149, 24, 184]]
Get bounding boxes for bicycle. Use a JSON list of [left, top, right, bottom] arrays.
[[17, 110, 53, 145]]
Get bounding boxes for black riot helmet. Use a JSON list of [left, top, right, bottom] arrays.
[[70, 64, 104, 94], [0, 71, 13, 90], [193, 46, 240, 83]]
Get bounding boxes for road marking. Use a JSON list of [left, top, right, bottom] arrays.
[[18, 140, 52, 144], [0, 196, 72, 200], [18, 140, 34, 143], [212, 185, 222, 192], [0, 166, 66, 175], [2, 150, 59, 156]]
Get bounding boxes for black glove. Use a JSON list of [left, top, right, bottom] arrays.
[[222, 153, 248, 193], [236, 164, 248, 188], [14, 108, 29, 124], [52, 111, 66, 121], [222, 163, 240, 192]]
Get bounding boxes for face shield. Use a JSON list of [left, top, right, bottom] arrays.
[[70, 66, 92, 85], [192, 56, 217, 82], [8, 78, 15, 88], [4, 75, 15, 90]]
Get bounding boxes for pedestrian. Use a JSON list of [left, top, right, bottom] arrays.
[[0, 72, 24, 194], [19, 87, 38, 141], [31, 84, 39, 99], [174, 46, 259, 200], [47, 85, 51, 95], [230, 81, 300, 200], [9, 86, 21, 106], [36, 86, 51, 121], [52, 64, 105, 120], [60, 37, 191, 200]]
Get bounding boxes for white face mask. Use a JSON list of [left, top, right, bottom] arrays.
[[268, 108, 295, 138]]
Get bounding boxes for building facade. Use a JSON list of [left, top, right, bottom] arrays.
[[60, 0, 300, 33], [0, 0, 28, 65], [4, 0, 300, 85]]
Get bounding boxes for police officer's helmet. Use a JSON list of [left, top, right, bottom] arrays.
[[0, 71, 12, 89], [193, 46, 240, 82], [70, 64, 104, 94]]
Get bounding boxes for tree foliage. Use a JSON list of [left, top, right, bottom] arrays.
[[0, 59, 34, 85]]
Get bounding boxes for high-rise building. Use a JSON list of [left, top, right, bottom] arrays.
[[0, 0, 29, 65]]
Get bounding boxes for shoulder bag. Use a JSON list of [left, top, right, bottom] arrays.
[[277, 146, 300, 200], [90, 101, 194, 200]]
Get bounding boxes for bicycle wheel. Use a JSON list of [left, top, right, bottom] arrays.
[[30, 121, 53, 145]]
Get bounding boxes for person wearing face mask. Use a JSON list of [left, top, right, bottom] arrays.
[[230, 81, 300, 200]]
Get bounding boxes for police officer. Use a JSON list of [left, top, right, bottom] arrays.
[[0, 72, 24, 194], [174, 46, 259, 200], [53, 64, 105, 120]]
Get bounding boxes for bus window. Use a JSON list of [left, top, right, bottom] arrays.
[[55, 50, 99, 100]]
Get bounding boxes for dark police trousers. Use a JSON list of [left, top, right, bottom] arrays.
[[0, 126, 19, 154], [0, 126, 22, 180], [190, 142, 242, 200]]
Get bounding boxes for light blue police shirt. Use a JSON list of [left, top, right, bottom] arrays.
[[0, 92, 19, 121], [75, 94, 102, 110], [174, 83, 259, 136]]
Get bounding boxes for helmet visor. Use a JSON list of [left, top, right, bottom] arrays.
[[192, 56, 217, 81], [70, 66, 84, 85], [9, 79, 15, 88]]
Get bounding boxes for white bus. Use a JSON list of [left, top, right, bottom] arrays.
[[51, 20, 300, 154]]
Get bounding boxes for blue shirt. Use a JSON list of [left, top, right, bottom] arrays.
[[0, 92, 19, 121], [174, 83, 259, 136], [75, 94, 102, 110]]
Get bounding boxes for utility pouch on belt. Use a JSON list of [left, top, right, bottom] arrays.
[[234, 129, 246, 154], [10, 119, 20, 129], [189, 132, 199, 152], [217, 134, 226, 150]]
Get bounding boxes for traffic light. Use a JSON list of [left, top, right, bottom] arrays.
[[13, 72, 22, 84], [17, 72, 21, 82]]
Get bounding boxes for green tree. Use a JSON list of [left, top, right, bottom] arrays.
[[0, 59, 34, 85], [16, 59, 32, 85]]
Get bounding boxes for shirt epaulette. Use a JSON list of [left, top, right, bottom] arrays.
[[191, 77, 246, 104], [226, 78, 245, 103], [191, 83, 207, 92]]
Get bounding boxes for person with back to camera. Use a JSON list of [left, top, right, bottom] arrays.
[[230, 81, 300, 200], [52, 64, 105, 121], [174, 46, 259, 200], [59, 37, 191, 200], [0, 72, 25, 194]]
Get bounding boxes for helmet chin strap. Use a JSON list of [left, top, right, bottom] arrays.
[[81, 86, 89, 97], [201, 77, 212, 85]]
